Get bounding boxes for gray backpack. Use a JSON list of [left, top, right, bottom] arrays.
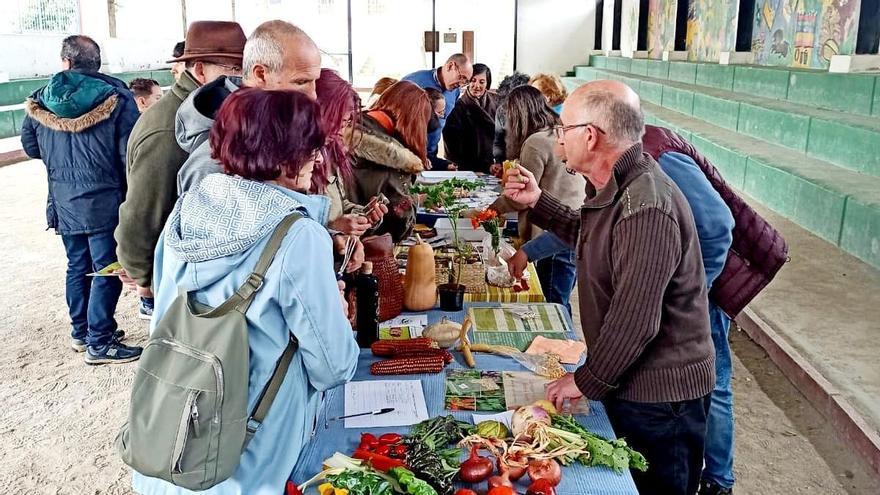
[[116, 213, 301, 490]]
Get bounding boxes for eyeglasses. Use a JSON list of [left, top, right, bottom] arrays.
[[453, 63, 470, 85], [554, 122, 606, 139], [211, 62, 243, 74]]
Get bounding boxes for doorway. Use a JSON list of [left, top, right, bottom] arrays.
[[350, 0, 516, 88]]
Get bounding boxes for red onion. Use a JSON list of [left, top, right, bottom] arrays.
[[527, 458, 562, 487], [458, 445, 494, 483]]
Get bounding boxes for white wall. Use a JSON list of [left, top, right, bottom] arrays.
[[516, 0, 597, 76]]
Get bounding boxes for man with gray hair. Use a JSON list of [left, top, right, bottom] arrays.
[[176, 19, 321, 192], [21, 35, 142, 364], [403, 53, 473, 169], [504, 80, 716, 495]]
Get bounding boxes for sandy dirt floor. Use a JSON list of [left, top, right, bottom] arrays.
[[0, 160, 877, 494]]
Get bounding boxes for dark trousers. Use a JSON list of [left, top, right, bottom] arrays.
[[534, 248, 577, 316], [605, 395, 711, 495], [61, 231, 122, 347]]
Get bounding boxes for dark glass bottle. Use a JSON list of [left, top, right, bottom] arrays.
[[355, 261, 380, 349]]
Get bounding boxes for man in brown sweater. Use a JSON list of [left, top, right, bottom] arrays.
[[504, 81, 715, 495]]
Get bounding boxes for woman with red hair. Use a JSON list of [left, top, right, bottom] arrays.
[[132, 87, 359, 495], [345, 80, 431, 242], [314, 68, 387, 236]]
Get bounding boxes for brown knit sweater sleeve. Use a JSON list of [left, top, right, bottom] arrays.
[[574, 208, 682, 400], [527, 192, 580, 246]]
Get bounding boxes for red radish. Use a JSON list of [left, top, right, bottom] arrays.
[[458, 445, 494, 483], [527, 459, 562, 486]]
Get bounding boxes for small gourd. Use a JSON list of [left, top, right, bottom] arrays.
[[423, 317, 463, 348], [403, 235, 437, 311]]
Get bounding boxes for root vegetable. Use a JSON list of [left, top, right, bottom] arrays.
[[458, 445, 494, 483], [497, 456, 527, 481], [527, 459, 561, 487], [511, 406, 551, 436], [487, 470, 513, 490]]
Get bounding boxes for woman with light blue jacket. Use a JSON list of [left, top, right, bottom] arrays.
[[132, 88, 359, 495]]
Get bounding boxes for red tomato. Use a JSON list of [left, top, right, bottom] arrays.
[[393, 444, 408, 457], [487, 487, 516, 495], [375, 444, 391, 456]]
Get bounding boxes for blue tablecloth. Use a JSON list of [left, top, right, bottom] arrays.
[[290, 303, 638, 495]]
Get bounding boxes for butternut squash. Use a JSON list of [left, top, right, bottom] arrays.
[[403, 235, 438, 311]]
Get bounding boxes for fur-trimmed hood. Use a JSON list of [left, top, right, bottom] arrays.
[[24, 70, 129, 133], [25, 94, 118, 133], [346, 114, 425, 174]]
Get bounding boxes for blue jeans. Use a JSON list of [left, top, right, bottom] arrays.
[[61, 231, 122, 347], [702, 303, 735, 488], [605, 395, 711, 495], [534, 248, 576, 315]]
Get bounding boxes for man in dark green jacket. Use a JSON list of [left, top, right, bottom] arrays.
[[114, 21, 246, 320]]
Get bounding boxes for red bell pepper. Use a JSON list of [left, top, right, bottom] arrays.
[[352, 449, 407, 472], [285, 480, 303, 495]]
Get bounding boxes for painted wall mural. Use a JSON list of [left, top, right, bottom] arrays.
[[620, 0, 640, 58], [687, 0, 739, 62], [752, 0, 861, 69], [647, 0, 677, 58]]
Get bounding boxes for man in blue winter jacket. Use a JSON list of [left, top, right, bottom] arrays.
[[20, 35, 142, 365], [402, 53, 472, 169]]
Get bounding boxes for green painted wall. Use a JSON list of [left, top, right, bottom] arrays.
[[692, 93, 740, 131], [787, 71, 875, 116], [737, 103, 811, 152], [733, 66, 790, 100], [695, 64, 735, 91], [840, 198, 880, 268]]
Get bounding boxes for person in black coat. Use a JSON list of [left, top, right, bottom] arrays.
[[20, 36, 142, 365], [442, 63, 498, 173]]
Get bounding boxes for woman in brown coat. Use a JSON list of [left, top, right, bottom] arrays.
[[490, 85, 585, 312], [346, 81, 432, 242]]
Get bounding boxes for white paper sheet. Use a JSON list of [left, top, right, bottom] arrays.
[[344, 380, 429, 428], [472, 410, 515, 429]]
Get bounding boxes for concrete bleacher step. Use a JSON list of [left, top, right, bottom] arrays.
[[588, 55, 880, 119], [573, 64, 880, 179], [562, 75, 880, 270]]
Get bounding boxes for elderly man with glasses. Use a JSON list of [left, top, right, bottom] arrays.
[[504, 80, 718, 495], [402, 53, 473, 169]]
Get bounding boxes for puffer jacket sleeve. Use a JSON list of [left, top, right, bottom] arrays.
[[20, 114, 40, 160], [279, 219, 358, 391], [114, 93, 141, 187]]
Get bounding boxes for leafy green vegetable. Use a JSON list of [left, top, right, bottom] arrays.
[[551, 414, 649, 473], [326, 469, 393, 495], [388, 467, 438, 495], [409, 179, 483, 284], [409, 415, 473, 451]]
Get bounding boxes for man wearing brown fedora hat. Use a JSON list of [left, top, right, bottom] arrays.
[[176, 19, 323, 194], [115, 21, 246, 319]]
